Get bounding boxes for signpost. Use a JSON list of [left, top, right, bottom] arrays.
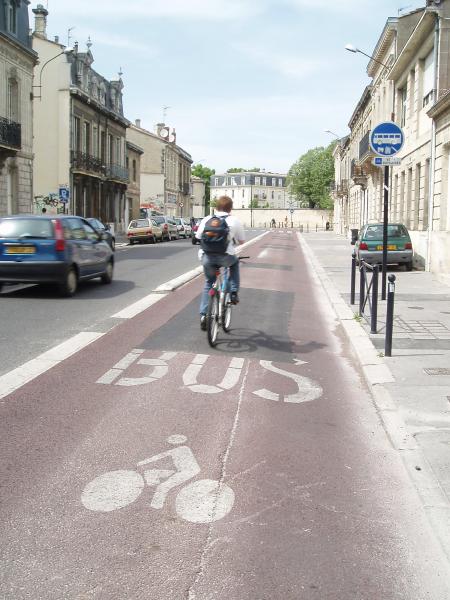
[[370, 122, 404, 300]]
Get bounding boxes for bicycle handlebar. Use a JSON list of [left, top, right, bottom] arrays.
[[239, 255, 250, 260]]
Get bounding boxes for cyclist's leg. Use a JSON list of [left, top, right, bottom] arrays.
[[199, 254, 217, 316], [225, 255, 240, 293]]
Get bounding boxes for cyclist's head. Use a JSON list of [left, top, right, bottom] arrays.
[[216, 196, 233, 213]]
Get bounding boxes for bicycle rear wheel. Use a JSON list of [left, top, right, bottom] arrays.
[[221, 292, 232, 332], [207, 292, 220, 347]]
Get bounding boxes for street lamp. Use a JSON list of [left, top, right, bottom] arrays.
[[33, 47, 75, 100], [345, 44, 390, 69], [325, 129, 342, 140]]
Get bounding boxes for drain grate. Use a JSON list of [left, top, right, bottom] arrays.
[[424, 368, 450, 376]]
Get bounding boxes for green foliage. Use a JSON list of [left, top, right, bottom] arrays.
[[249, 199, 259, 208], [288, 143, 335, 209], [227, 167, 261, 173], [192, 164, 215, 210]]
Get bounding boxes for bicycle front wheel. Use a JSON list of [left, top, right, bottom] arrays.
[[207, 292, 220, 347], [221, 292, 232, 332]]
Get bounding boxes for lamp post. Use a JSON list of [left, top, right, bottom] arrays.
[[33, 48, 74, 100], [325, 129, 342, 140], [345, 44, 390, 69]]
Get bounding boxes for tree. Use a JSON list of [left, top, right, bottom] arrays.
[[192, 164, 215, 211], [288, 143, 335, 210], [227, 167, 261, 173]]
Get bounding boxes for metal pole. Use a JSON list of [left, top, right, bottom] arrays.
[[359, 262, 365, 316], [382, 165, 389, 300], [350, 252, 356, 305], [371, 265, 379, 334], [385, 274, 396, 357]]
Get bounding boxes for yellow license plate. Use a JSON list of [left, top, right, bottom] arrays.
[[6, 246, 36, 255], [376, 245, 396, 251]]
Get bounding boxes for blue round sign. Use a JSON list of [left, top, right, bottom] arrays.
[[370, 122, 404, 157]]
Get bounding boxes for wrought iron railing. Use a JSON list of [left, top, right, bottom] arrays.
[[71, 151, 105, 176], [106, 163, 129, 182], [0, 116, 21, 150], [359, 131, 371, 161]]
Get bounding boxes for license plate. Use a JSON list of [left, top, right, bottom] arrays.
[[376, 245, 396, 250], [5, 246, 36, 255]]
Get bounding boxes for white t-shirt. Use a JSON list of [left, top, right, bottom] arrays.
[[196, 211, 245, 256]]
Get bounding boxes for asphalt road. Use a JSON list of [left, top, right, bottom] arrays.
[[1, 229, 449, 599], [0, 232, 261, 377]]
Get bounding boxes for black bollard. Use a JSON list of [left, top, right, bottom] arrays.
[[371, 265, 379, 334], [359, 262, 365, 316], [385, 274, 396, 357], [351, 252, 356, 305]]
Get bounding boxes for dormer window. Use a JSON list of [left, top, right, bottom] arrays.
[[7, 0, 18, 35]]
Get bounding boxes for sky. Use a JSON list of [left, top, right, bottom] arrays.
[[33, 0, 425, 174]]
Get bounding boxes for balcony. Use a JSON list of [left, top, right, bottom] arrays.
[[336, 180, 349, 197], [71, 151, 105, 177], [359, 131, 372, 162], [0, 116, 21, 151], [179, 182, 191, 195], [106, 163, 129, 183]]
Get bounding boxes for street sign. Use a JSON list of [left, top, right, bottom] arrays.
[[370, 122, 404, 157], [373, 157, 402, 167], [59, 186, 70, 204], [289, 208, 294, 214]]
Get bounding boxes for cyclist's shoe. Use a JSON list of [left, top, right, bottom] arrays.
[[230, 292, 239, 305], [200, 315, 207, 330]]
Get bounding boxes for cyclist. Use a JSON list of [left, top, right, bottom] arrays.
[[196, 196, 245, 330]]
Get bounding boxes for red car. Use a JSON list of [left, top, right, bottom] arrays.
[[191, 217, 204, 245]]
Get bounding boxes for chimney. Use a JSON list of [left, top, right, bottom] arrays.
[[135, 119, 141, 128], [54, 36, 59, 44], [32, 4, 49, 39]]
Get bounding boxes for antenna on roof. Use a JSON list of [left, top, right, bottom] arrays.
[[398, 5, 412, 14], [67, 27, 75, 47], [163, 105, 171, 121]]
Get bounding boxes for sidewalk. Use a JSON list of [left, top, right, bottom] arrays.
[[300, 231, 450, 559]]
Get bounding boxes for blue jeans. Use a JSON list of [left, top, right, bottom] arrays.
[[199, 253, 240, 315]]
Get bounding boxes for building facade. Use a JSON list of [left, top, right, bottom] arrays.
[[191, 175, 206, 217], [126, 141, 143, 223], [127, 120, 193, 217], [333, 1, 450, 275], [32, 6, 129, 230], [210, 172, 290, 209], [0, 0, 37, 215]]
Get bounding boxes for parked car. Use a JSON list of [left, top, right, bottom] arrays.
[[152, 216, 179, 241], [174, 217, 191, 239], [181, 218, 192, 237], [127, 218, 163, 244], [191, 217, 204, 245], [354, 222, 413, 270], [87, 218, 115, 251], [0, 215, 114, 296]]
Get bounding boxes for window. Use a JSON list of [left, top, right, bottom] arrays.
[[423, 50, 434, 107], [241, 176, 245, 185], [74, 117, 81, 152], [231, 177, 236, 186], [132, 159, 137, 182], [262, 177, 267, 186], [278, 178, 283, 187], [7, 0, 17, 35], [272, 178, 276, 186], [8, 78, 19, 122], [400, 87, 407, 127], [82, 220, 100, 241], [67, 218, 87, 240], [214, 177, 219, 186], [84, 122, 91, 155], [255, 177, 261, 185]]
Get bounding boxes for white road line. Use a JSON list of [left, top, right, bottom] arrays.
[[0, 332, 104, 400], [112, 292, 168, 319]]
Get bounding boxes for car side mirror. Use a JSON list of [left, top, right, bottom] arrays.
[[105, 223, 111, 231], [100, 232, 109, 241]]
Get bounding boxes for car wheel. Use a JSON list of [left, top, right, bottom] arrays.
[[111, 238, 116, 251], [168, 232, 172, 241], [59, 267, 78, 297], [101, 260, 114, 284], [405, 261, 413, 271], [191, 237, 197, 245]]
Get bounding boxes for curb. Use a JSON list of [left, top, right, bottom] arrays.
[[297, 232, 450, 563]]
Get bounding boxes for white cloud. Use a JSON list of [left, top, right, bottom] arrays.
[[46, 0, 266, 21], [234, 42, 324, 79]]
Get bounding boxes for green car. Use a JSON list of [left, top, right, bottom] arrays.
[[354, 223, 413, 271]]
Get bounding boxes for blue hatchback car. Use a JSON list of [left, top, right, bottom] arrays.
[[0, 215, 114, 296]]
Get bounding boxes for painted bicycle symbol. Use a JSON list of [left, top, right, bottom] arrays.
[[81, 434, 234, 524]]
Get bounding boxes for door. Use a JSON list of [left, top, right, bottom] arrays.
[[81, 219, 110, 274], [66, 218, 91, 276]]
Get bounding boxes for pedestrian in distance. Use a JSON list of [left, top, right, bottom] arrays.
[[271, 218, 276, 228], [196, 196, 245, 331]]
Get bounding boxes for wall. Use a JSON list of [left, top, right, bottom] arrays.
[[231, 208, 333, 229]]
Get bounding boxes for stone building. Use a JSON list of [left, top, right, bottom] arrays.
[[210, 171, 290, 209], [32, 5, 129, 230], [191, 175, 206, 217], [333, 0, 450, 274], [127, 120, 193, 217], [0, 0, 37, 215], [125, 141, 143, 223]]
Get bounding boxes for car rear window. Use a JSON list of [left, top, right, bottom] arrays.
[[0, 219, 54, 239], [364, 224, 409, 239], [152, 217, 165, 224], [130, 219, 149, 228]]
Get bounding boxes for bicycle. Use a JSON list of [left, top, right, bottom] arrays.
[[206, 256, 249, 347]]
